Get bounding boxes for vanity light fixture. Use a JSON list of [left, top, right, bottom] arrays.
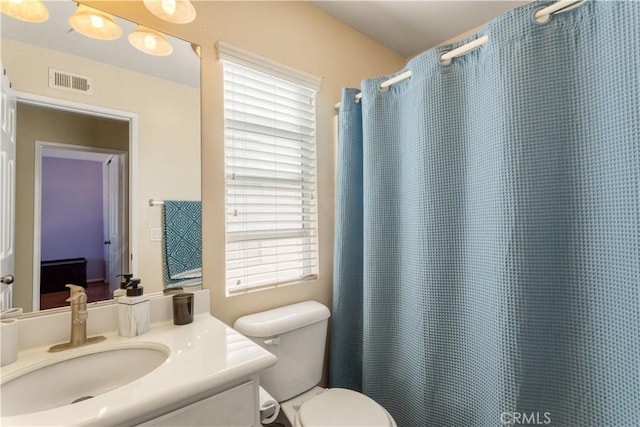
[[0, 0, 49, 23], [142, 0, 196, 24], [68, 4, 122, 40], [128, 25, 173, 56]]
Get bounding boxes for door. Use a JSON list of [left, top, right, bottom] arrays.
[[104, 154, 125, 292], [0, 67, 17, 309]]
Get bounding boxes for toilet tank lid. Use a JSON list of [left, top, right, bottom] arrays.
[[234, 301, 330, 338]]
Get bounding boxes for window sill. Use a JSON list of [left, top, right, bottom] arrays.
[[225, 275, 319, 297]]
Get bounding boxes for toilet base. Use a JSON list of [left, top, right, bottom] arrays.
[[261, 411, 292, 427]]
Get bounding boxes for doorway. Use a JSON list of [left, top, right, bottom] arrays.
[[36, 143, 127, 310]]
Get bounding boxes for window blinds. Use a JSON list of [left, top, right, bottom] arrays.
[[223, 59, 319, 293]]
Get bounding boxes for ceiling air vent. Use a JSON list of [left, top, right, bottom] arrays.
[[48, 68, 93, 95]]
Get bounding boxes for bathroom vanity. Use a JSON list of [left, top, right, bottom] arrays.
[[0, 290, 277, 426]]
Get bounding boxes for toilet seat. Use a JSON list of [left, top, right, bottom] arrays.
[[295, 388, 394, 427]]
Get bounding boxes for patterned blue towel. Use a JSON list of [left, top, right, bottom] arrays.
[[162, 201, 202, 287]]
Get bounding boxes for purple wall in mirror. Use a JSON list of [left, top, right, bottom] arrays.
[[41, 157, 105, 282]]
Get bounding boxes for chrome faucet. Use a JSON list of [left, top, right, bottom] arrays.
[[49, 284, 106, 352]]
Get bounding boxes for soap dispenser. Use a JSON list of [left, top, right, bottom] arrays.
[[114, 273, 134, 298], [118, 278, 150, 337]]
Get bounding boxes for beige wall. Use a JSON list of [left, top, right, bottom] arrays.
[[13, 104, 129, 311], [79, 1, 406, 327], [1, 38, 201, 310]]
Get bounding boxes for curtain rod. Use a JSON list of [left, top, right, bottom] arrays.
[[333, 70, 412, 110], [333, 0, 586, 110]]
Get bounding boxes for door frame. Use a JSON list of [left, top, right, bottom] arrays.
[[16, 91, 138, 311], [103, 153, 127, 293]]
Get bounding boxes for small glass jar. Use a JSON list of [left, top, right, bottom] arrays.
[[172, 293, 194, 325]]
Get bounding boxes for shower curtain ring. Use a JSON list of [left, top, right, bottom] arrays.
[[533, 0, 587, 24]]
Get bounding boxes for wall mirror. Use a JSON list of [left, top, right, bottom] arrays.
[[1, 0, 201, 314]]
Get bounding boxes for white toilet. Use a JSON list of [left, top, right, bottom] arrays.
[[234, 301, 396, 427]]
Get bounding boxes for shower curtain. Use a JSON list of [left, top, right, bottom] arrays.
[[330, 1, 639, 426]]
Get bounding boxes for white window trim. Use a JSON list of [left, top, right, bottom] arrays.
[[220, 43, 321, 295], [217, 41, 322, 93]]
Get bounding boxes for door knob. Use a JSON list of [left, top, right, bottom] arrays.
[[104, 240, 111, 245], [1, 274, 15, 285]]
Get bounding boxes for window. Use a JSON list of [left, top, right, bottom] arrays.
[[220, 43, 320, 294]]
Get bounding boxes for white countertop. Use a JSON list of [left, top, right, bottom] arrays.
[[1, 313, 277, 426]]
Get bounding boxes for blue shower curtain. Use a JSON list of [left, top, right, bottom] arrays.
[[330, 1, 639, 426]]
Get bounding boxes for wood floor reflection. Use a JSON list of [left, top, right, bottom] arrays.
[[40, 281, 111, 310]]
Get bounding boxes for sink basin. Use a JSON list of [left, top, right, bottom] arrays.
[[1, 343, 169, 417]]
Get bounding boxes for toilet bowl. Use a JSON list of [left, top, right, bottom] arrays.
[[234, 301, 396, 427]]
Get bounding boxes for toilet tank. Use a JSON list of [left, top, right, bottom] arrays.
[[234, 301, 330, 402]]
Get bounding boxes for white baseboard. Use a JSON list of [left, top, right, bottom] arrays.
[[87, 278, 105, 284]]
